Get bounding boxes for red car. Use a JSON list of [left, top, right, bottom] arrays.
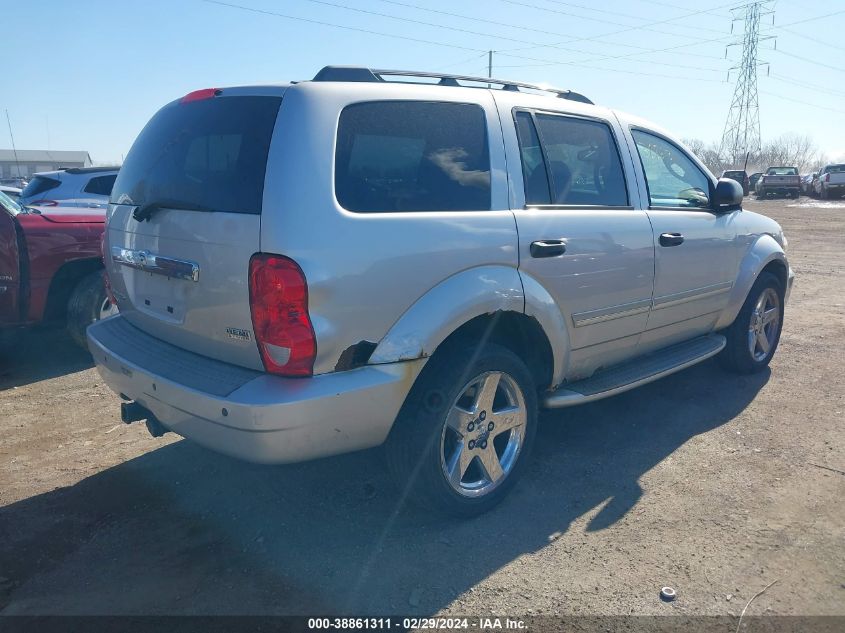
[[0, 190, 115, 348]]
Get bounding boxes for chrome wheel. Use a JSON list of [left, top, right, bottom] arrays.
[[440, 370, 527, 498], [748, 287, 780, 362]]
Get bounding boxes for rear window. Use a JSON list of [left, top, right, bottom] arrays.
[[111, 95, 282, 214], [83, 174, 117, 196], [335, 101, 491, 213], [21, 175, 60, 198], [827, 165, 845, 173], [766, 167, 798, 175]]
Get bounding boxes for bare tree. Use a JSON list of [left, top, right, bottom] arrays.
[[753, 134, 824, 173], [682, 138, 726, 176]]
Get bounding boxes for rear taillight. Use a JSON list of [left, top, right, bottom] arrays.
[[825, 173, 831, 182], [248, 254, 316, 377], [100, 233, 117, 306]]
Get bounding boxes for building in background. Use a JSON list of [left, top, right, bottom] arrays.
[[0, 149, 92, 180]]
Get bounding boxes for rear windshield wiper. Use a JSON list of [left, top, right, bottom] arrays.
[[132, 199, 216, 222]]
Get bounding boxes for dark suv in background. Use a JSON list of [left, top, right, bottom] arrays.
[[721, 170, 750, 196]]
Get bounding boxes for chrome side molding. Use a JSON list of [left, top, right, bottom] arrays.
[[111, 247, 200, 282]]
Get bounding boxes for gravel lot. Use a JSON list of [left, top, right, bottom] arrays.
[[1, 197, 843, 618]]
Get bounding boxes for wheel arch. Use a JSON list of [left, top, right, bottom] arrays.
[[715, 234, 789, 330], [369, 266, 569, 390], [43, 257, 103, 322]]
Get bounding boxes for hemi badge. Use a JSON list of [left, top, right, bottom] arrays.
[[226, 327, 251, 341]]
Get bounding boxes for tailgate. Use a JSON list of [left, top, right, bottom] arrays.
[[105, 90, 284, 370]]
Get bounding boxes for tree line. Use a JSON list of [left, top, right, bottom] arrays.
[[682, 134, 830, 176]]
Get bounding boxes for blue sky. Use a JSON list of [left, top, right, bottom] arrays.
[[3, 0, 843, 165]]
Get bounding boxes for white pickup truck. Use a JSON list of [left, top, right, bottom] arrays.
[[813, 164, 845, 200], [755, 166, 801, 199]]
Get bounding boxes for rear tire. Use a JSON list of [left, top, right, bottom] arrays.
[[718, 272, 784, 374], [386, 342, 537, 517], [66, 270, 117, 349]]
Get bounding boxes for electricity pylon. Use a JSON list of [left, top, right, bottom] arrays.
[[719, 1, 775, 168]]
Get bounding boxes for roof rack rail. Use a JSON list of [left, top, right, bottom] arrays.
[[312, 66, 594, 105]]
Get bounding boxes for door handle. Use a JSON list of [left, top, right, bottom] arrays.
[[530, 240, 567, 258], [659, 232, 684, 247]]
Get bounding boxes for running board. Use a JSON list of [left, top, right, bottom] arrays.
[[544, 334, 726, 408]]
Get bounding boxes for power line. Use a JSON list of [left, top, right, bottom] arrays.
[[232, 0, 733, 77], [376, 0, 723, 59], [302, 0, 578, 52], [759, 90, 845, 115], [493, 7, 845, 78], [496, 0, 743, 52], [768, 73, 845, 99], [773, 48, 845, 73], [201, 0, 486, 52], [775, 26, 845, 53], [542, 0, 728, 35]]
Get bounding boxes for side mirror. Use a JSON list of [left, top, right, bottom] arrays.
[[714, 178, 743, 211]]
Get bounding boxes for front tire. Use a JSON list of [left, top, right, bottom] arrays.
[[66, 270, 117, 349], [719, 272, 784, 374], [386, 342, 537, 517]]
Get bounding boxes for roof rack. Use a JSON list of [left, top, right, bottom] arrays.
[[312, 66, 594, 105]]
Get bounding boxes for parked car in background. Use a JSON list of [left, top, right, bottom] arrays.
[[721, 169, 750, 195], [18, 166, 119, 208], [756, 166, 800, 198], [813, 164, 845, 200], [749, 172, 763, 191], [0, 185, 21, 199], [801, 173, 816, 196], [0, 190, 115, 348], [0, 177, 28, 189], [89, 66, 792, 516]]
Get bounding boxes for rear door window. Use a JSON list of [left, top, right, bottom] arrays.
[[110, 95, 282, 214], [514, 110, 628, 207], [335, 101, 491, 213], [83, 174, 117, 196]]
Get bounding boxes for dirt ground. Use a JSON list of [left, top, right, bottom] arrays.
[[1, 197, 843, 619]]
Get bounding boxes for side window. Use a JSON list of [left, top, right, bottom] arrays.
[[335, 101, 491, 213], [632, 130, 711, 208], [514, 111, 551, 205], [532, 113, 628, 206], [83, 174, 117, 196]]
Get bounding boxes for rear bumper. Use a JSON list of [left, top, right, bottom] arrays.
[[87, 316, 426, 464], [758, 186, 799, 195]]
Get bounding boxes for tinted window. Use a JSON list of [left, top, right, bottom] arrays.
[[335, 101, 490, 213], [826, 164, 845, 173], [766, 167, 798, 175], [111, 96, 282, 214], [20, 175, 60, 198], [532, 113, 628, 206], [83, 174, 117, 196], [514, 111, 551, 205], [632, 130, 711, 208]]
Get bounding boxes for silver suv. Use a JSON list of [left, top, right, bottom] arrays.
[[89, 67, 793, 516]]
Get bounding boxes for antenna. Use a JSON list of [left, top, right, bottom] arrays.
[[5, 110, 22, 181], [718, 1, 776, 168]]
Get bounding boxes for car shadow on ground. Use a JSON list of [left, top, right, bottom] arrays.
[[0, 358, 769, 615], [0, 328, 93, 390]]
